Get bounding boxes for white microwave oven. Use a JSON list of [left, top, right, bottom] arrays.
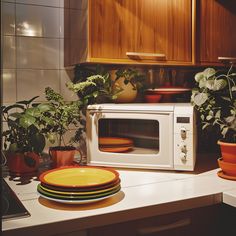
[[86, 103, 197, 171]]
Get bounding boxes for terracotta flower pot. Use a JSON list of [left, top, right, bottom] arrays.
[[49, 146, 78, 168], [7, 152, 40, 175], [218, 158, 236, 176], [217, 140, 236, 163]]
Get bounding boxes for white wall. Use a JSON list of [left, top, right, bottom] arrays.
[[2, 0, 77, 105]]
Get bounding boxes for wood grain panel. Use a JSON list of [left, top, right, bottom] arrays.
[[90, 0, 192, 63], [199, 0, 236, 64]]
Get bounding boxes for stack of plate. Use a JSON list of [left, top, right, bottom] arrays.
[[37, 166, 121, 204], [99, 137, 133, 153]]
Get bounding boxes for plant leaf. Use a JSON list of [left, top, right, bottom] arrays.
[[19, 114, 36, 128], [192, 93, 208, 106], [194, 72, 205, 82], [203, 68, 216, 79]]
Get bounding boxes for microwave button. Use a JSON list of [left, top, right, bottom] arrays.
[[180, 127, 187, 139], [180, 152, 187, 162], [180, 144, 187, 153]]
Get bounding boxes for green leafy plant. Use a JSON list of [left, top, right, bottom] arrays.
[[191, 65, 236, 143], [67, 73, 119, 106], [1, 96, 46, 154], [115, 68, 146, 91], [41, 87, 82, 147]]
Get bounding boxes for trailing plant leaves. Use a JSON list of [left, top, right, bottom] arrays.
[[19, 114, 36, 128], [25, 107, 41, 117], [16, 96, 39, 105], [203, 68, 216, 79], [30, 133, 45, 153], [194, 72, 205, 82], [2, 104, 25, 113], [8, 143, 19, 152], [38, 103, 51, 112], [192, 93, 208, 106], [232, 86, 236, 92]]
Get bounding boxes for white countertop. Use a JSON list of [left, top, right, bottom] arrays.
[[2, 158, 236, 236]]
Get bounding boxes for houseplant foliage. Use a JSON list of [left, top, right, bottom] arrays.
[[191, 65, 236, 143], [115, 68, 146, 91], [42, 87, 82, 148], [113, 68, 146, 103], [1, 96, 47, 172]]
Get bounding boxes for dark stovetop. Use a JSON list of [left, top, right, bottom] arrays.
[[1, 179, 30, 221]]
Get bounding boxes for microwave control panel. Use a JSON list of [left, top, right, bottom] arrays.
[[173, 105, 196, 171]]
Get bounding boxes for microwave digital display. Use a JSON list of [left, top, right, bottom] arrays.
[[177, 117, 190, 123], [98, 119, 159, 154]]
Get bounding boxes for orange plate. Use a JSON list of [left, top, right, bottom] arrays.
[[100, 146, 133, 153], [99, 137, 133, 147], [146, 87, 191, 95]]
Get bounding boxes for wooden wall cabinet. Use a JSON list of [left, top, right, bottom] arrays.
[[197, 0, 236, 65], [64, 0, 236, 67], [64, 0, 193, 66]]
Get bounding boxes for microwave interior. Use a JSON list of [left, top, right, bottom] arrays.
[[98, 118, 159, 154]]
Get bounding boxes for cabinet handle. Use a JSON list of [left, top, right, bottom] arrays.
[[218, 57, 236, 62], [136, 218, 191, 235], [126, 52, 166, 60]]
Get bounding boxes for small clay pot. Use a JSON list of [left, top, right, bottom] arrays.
[[218, 140, 236, 163], [49, 146, 80, 168], [218, 158, 236, 176]]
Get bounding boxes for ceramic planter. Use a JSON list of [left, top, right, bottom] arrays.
[[7, 152, 40, 175], [49, 146, 77, 168], [217, 140, 236, 163], [113, 77, 137, 103]]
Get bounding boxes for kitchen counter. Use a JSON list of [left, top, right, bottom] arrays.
[[2, 154, 236, 236]]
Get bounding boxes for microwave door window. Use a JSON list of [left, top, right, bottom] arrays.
[[98, 119, 159, 154]]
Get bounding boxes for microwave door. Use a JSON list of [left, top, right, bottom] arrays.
[[87, 111, 174, 170]]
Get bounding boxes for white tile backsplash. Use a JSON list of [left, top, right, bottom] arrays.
[[17, 69, 60, 101], [1, 0, 75, 116], [2, 2, 15, 35], [2, 69, 17, 103], [60, 69, 78, 101], [16, 4, 60, 37], [15, 0, 60, 7], [16, 37, 60, 69], [2, 36, 16, 69]]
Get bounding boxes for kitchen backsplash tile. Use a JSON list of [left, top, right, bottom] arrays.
[[2, 2, 15, 35], [59, 7, 64, 38], [60, 69, 78, 101], [16, 37, 60, 69], [2, 0, 15, 3], [17, 69, 60, 101], [15, 0, 60, 7], [2, 36, 16, 69], [2, 69, 17, 103], [16, 4, 60, 37]]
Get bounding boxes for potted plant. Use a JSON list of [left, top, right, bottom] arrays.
[[41, 87, 82, 168], [191, 65, 236, 164], [1, 96, 47, 175], [113, 68, 146, 103]]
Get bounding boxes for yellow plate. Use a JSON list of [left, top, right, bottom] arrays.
[[39, 166, 119, 188]]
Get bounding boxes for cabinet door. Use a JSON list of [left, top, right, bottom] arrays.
[[89, 0, 192, 65], [199, 0, 236, 64]]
